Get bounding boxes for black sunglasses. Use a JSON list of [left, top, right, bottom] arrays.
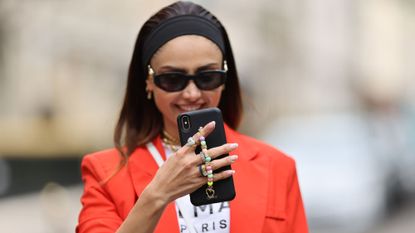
[[149, 67, 227, 92]]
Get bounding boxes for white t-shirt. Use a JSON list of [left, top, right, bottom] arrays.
[[164, 144, 230, 233], [175, 195, 230, 233]]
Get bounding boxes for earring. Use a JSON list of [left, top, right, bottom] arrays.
[[145, 84, 152, 100], [148, 65, 155, 75], [224, 60, 228, 72], [146, 65, 154, 100]]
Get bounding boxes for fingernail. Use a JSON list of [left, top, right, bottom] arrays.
[[229, 143, 238, 149], [209, 121, 216, 126], [227, 170, 235, 175], [229, 155, 238, 162]]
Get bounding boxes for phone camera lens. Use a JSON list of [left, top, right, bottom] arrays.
[[181, 115, 191, 130]]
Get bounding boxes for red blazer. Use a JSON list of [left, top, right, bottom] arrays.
[[77, 125, 308, 233]]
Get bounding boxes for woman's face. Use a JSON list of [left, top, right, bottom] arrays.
[[147, 35, 224, 137]]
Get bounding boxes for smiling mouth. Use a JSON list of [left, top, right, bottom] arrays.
[[176, 104, 203, 112]]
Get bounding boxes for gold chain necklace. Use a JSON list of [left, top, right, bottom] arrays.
[[161, 129, 180, 152]]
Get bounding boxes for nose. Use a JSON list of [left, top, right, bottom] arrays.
[[182, 80, 202, 101]]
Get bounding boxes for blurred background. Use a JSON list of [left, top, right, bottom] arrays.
[[0, 0, 414, 232]]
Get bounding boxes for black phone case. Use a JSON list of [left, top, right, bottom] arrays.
[[177, 107, 236, 206]]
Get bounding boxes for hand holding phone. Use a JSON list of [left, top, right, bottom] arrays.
[[177, 107, 236, 206]]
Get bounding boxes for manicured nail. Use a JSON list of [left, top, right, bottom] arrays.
[[229, 155, 238, 162], [227, 170, 235, 175], [209, 121, 216, 126], [229, 143, 238, 149]]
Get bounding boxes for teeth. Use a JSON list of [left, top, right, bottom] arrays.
[[179, 105, 201, 111]]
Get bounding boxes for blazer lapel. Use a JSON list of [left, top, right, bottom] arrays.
[[226, 126, 268, 233], [128, 136, 163, 196], [127, 136, 180, 233]]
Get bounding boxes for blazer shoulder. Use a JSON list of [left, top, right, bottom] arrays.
[[81, 148, 122, 179], [234, 130, 296, 167]]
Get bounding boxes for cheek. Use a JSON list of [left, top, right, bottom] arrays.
[[206, 89, 223, 107], [153, 91, 176, 109]]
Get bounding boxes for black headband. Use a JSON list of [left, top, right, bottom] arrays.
[[142, 15, 225, 67]]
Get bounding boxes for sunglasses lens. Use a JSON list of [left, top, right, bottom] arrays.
[[154, 73, 188, 92], [153, 71, 226, 92], [195, 71, 226, 90]]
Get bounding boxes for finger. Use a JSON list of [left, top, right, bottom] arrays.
[[205, 143, 238, 160], [212, 169, 235, 182], [181, 121, 216, 153], [193, 121, 216, 144], [208, 155, 238, 171]]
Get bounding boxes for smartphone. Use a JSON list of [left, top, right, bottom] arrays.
[[177, 107, 236, 206]]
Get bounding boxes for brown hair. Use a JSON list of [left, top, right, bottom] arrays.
[[114, 1, 243, 164]]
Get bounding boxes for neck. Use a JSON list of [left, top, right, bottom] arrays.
[[161, 129, 180, 152], [161, 129, 179, 145]]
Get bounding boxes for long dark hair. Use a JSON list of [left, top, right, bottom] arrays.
[[114, 1, 243, 163]]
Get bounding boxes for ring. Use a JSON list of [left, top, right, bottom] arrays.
[[198, 164, 208, 177], [186, 137, 196, 147], [198, 126, 204, 135], [199, 152, 206, 162], [200, 151, 211, 163], [202, 151, 211, 163]]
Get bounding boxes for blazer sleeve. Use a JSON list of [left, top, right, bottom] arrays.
[[76, 155, 123, 233], [286, 161, 309, 233]]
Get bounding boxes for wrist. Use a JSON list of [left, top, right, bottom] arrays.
[[140, 183, 171, 209], [118, 182, 170, 233]]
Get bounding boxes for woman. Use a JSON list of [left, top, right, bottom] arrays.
[[76, 1, 308, 233]]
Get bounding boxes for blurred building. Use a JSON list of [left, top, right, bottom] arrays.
[[0, 0, 414, 156]]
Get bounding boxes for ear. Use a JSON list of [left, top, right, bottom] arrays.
[[145, 73, 155, 91], [146, 65, 155, 91], [145, 78, 153, 91]]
